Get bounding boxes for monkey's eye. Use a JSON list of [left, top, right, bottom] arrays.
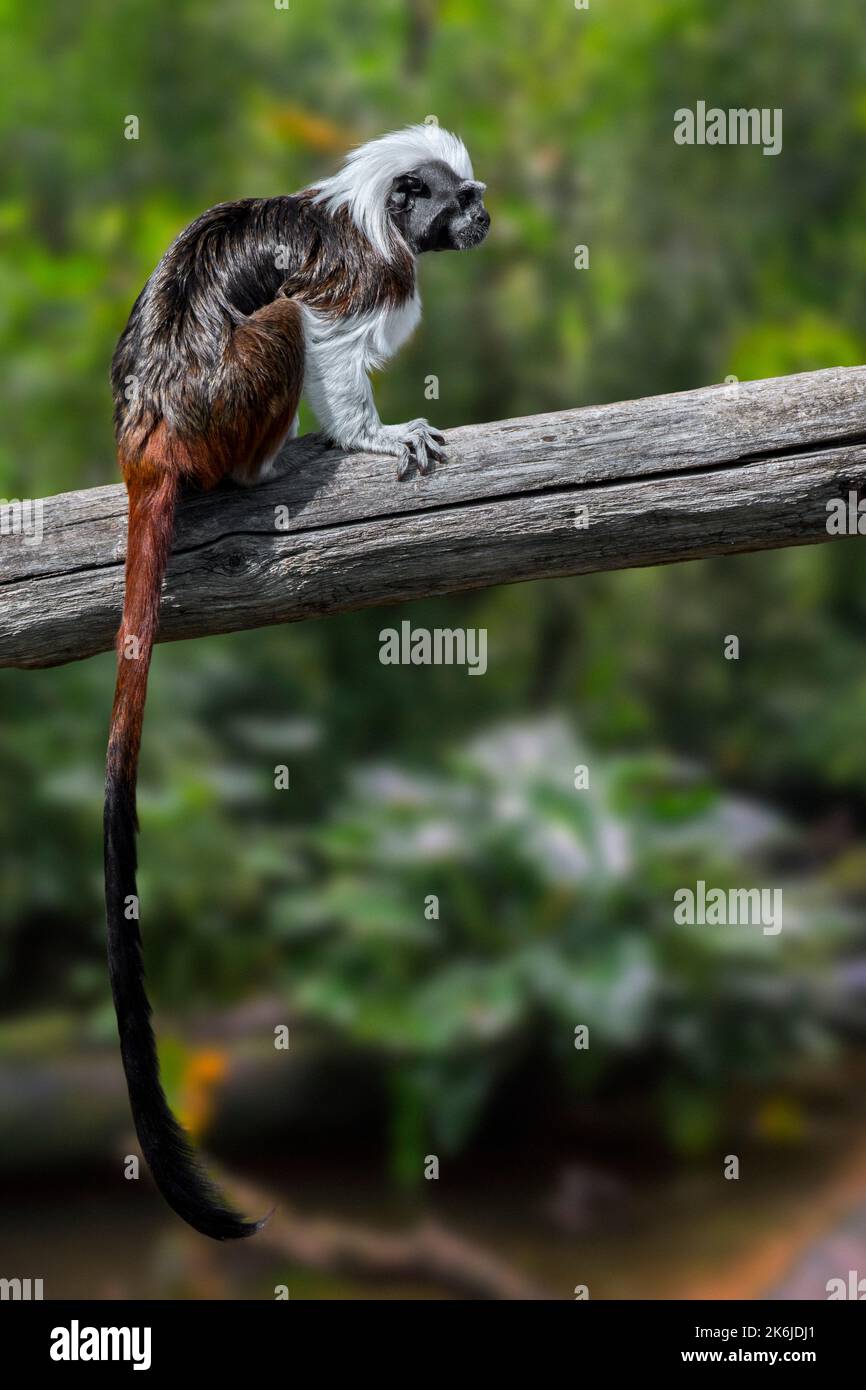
[[404, 174, 428, 197], [456, 186, 476, 209]]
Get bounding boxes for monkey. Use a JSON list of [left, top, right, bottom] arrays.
[[105, 125, 490, 1240]]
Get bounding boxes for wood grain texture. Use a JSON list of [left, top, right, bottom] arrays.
[[3, 364, 866, 669]]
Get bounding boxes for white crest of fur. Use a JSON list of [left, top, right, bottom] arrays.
[[311, 123, 474, 260]]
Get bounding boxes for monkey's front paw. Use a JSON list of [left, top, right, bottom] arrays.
[[388, 420, 446, 480]]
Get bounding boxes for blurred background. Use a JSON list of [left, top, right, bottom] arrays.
[[4, 0, 866, 1300]]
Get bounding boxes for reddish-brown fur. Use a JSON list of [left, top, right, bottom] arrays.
[[106, 464, 178, 793], [110, 295, 304, 784], [103, 288, 306, 1240]]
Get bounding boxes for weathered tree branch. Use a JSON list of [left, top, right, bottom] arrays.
[[3, 365, 866, 669], [220, 1169, 550, 1300]]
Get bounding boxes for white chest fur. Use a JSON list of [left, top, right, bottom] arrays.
[[298, 291, 424, 450], [301, 291, 422, 374], [372, 290, 422, 363]]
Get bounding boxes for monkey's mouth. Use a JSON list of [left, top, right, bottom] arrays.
[[453, 212, 491, 250]]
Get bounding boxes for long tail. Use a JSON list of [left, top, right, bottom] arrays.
[[104, 465, 263, 1240]]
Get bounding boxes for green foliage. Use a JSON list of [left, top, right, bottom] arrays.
[[277, 719, 852, 1162]]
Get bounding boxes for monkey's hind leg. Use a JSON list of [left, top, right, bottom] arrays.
[[234, 410, 301, 488], [224, 297, 305, 488]]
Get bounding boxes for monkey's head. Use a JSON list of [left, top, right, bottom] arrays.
[[312, 125, 489, 261], [386, 159, 490, 254]]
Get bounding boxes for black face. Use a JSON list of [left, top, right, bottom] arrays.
[[386, 159, 490, 254]]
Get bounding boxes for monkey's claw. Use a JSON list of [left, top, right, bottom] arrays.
[[394, 420, 447, 479]]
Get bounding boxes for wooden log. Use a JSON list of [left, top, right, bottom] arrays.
[[3, 364, 866, 669]]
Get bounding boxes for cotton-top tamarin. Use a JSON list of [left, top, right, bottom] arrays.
[[106, 125, 490, 1239]]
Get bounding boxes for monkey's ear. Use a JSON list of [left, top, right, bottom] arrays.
[[387, 172, 424, 212]]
